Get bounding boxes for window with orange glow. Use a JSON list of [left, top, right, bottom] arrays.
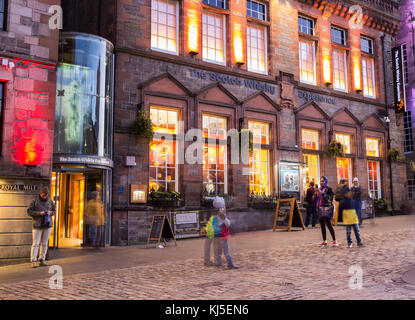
[[302, 129, 319, 150], [336, 158, 352, 185], [249, 121, 270, 195], [367, 160, 381, 199], [203, 115, 227, 140], [151, 0, 178, 54], [303, 154, 319, 192], [247, 25, 267, 74], [299, 39, 316, 85], [366, 138, 380, 157], [203, 144, 227, 194], [149, 107, 179, 192], [332, 49, 347, 91], [362, 56, 376, 98], [335, 133, 351, 154], [202, 12, 225, 65]]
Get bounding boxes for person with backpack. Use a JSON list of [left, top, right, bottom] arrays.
[[27, 187, 56, 268], [339, 191, 364, 248], [204, 213, 221, 266], [316, 176, 338, 247]]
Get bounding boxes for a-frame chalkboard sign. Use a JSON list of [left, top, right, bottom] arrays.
[[273, 198, 305, 232], [146, 214, 177, 248]]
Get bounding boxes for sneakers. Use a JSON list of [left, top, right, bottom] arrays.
[[332, 241, 339, 247], [320, 241, 328, 247], [31, 262, 38, 268], [39, 260, 47, 267], [227, 264, 239, 269], [357, 242, 364, 247], [348, 243, 353, 248]]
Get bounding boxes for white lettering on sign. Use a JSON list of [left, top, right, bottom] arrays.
[[176, 212, 198, 224]]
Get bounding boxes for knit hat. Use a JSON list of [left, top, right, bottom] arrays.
[[353, 177, 359, 182], [213, 196, 226, 209]]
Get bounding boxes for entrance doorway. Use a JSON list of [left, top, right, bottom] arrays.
[[50, 169, 108, 248]]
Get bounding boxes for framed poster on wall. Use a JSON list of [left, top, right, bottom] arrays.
[[279, 162, 301, 200], [130, 185, 147, 204]]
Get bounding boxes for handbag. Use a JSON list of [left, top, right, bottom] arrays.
[[318, 206, 334, 219]]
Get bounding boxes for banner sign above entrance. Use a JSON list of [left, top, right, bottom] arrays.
[[54, 155, 114, 168], [189, 68, 276, 95]]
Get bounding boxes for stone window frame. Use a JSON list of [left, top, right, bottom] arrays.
[[360, 35, 377, 99], [301, 128, 319, 151], [0, 0, 8, 31], [331, 25, 347, 46], [408, 179, 415, 200], [203, 0, 226, 10], [404, 110, 414, 154], [367, 160, 381, 199], [202, 10, 227, 66], [247, 23, 268, 75], [365, 137, 381, 158], [247, 0, 267, 21], [335, 132, 352, 154]]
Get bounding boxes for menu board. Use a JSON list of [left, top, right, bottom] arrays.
[[273, 198, 305, 232], [174, 211, 200, 239], [147, 214, 176, 247]]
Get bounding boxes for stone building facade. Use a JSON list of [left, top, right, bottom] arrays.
[[0, 0, 60, 261], [109, 0, 407, 245], [397, 0, 415, 205]]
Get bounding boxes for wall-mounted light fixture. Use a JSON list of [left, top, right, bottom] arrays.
[[188, 9, 199, 55], [353, 61, 362, 92], [233, 24, 244, 65], [323, 56, 332, 85]]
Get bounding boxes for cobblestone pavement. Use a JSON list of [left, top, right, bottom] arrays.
[[1, 226, 415, 300]]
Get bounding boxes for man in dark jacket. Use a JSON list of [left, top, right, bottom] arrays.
[[304, 181, 317, 228], [27, 187, 56, 268]]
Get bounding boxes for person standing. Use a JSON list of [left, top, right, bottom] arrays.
[[304, 181, 317, 228], [316, 176, 337, 247], [214, 206, 239, 269], [339, 192, 363, 248], [27, 187, 56, 268], [334, 179, 350, 223], [351, 178, 363, 226], [85, 191, 105, 249]]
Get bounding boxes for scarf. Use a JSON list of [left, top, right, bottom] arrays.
[[316, 176, 329, 208]]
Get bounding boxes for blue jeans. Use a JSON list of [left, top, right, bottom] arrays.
[[355, 201, 362, 225], [346, 224, 362, 245], [305, 203, 317, 227]]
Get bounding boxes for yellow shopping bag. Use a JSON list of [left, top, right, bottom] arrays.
[[342, 209, 359, 225]]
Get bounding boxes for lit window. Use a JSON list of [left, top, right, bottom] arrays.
[[202, 12, 225, 65], [249, 121, 269, 145], [362, 56, 376, 98], [298, 15, 315, 35], [247, 0, 266, 21], [331, 26, 347, 46], [303, 154, 320, 192], [335, 133, 351, 154], [332, 49, 347, 91], [151, 0, 178, 54], [337, 158, 352, 185], [404, 111, 414, 153], [149, 107, 179, 192], [203, 115, 227, 194], [367, 160, 381, 199], [0, 0, 7, 31], [408, 179, 415, 200], [302, 129, 319, 150], [247, 25, 267, 74], [366, 138, 380, 157], [299, 39, 316, 85], [361, 36, 374, 54], [203, 0, 225, 9]]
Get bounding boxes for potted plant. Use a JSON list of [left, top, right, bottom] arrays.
[[248, 194, 277, 210], [327, 140, 345, 158], [148, 189, 184, 207], [373, 198, 388, 216], [134, 109, 153, 141], [388, 148, 401, 162]]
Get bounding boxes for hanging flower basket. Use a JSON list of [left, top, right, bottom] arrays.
[[327, 140, 345, 158], [388, 149, 401, 162], [134, 109, 153, 141]]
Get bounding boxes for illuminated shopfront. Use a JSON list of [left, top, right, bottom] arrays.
[[301, 129, 320, 191], [51, 33, 114, 248]]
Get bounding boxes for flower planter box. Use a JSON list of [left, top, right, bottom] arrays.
[[248, 202, 276, 210], [149, 200, 185, 208]]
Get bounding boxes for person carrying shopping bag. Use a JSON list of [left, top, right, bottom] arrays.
[[316, 176, 338, 247], [339, 192, 364, 248]]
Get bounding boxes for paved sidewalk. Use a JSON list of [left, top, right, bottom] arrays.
[[0, 215, 414, 299]]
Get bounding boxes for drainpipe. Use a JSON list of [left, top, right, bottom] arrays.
[[380, 33, 395, 213]]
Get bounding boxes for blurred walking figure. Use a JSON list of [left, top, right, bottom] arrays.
[[305, 181, 317, 228], [351, 178, 363, 226], [334, 178, 350, 223], [316, 176, 337, 247], [85, 191, 105, 249], [27, 187, 56, 268], [339, 192, 363, 248], [215, 208, 239, 269]]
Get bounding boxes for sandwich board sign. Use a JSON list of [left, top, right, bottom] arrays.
[[273, 198, 305, 232], [146, 214, 177, 248]]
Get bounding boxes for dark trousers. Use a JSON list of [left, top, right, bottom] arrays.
[[319, 218, 336, 241], [305, 203, 317, 227]]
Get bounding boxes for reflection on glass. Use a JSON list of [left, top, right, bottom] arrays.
[[54, 33, 114, 157]]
